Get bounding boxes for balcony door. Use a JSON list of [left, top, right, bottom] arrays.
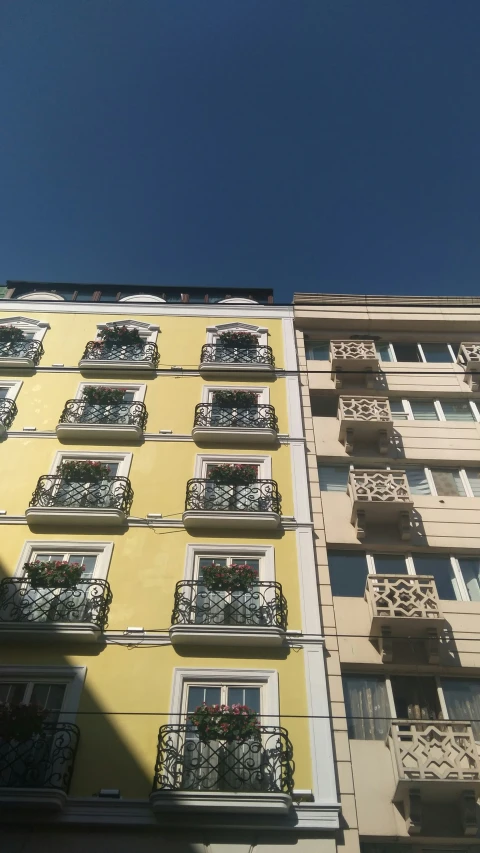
[[17, 552, 98, 625], [195, 556, 261, 626], [182, 684, 263, 792], [79, 389, 136, 425], [204, 464, 260, 511], [55, 460, 119, 508], [210, 392, 259, 428], [0, 680, 67, 788]]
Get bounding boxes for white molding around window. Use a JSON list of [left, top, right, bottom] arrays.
[[49, 450, 133, 479], [14, 540, 114, 581], [0, 665, 86, 722], [0, 379, 23, 401], [95, 319, 159, 343], [183, 543, 275, 583], [170, 668, 280, 726], [193, 453, 273, 480], [75, 381, 146, 404], [205, 322, 268, 347], [201, 384, 269, 405], [0, 316, 50, 342]]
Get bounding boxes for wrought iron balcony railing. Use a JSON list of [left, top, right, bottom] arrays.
[[0, 577, 111, 631], [200, 344, 275, 367], [193, 403, 278, 432], [81, 340, 159, 367], [0, 339, 44, 365], [152, 724, 294, 795], [58, 399, 148, 431], [172, 580, 287, 631], [29, 475, 134, 515], [0, 398, 17, 429], [185, 479, 281, 514], [0, 721, 79, 792]]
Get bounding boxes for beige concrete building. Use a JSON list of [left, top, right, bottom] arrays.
[[294, 293, 480, 853]]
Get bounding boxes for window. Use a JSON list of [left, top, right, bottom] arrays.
[[390, 398, 480, 422], [405, 468, 431, 495], [0, 681, 67, 724], [306, 341, 330, 361], [196, 556, 261, 626], [318, 465, 350, 492], [442, 679, 480, 740], [328, 551, 369, 597], [410, 400, 440, 420], [430, 469, 466, 497], [389, 400, 409, 420], [376, 343, 457, 363], [310, 394, 338, 417]]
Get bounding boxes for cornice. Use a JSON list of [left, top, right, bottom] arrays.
[[0, 301, 293, 319]]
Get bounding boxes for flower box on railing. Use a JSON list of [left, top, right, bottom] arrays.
[[0, 327, 26, 344], [99, 326, 142, 346], [82, 386, 127, 405], [201, 562, 258, 591], [58, 460, 112, 483], [190, 703, 260, 743], [23, 560, 84, 589], [207, 464, 258, 485]]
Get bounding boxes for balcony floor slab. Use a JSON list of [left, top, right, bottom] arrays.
[[169, 624, 286, 647], [182, 510, 281, 530], [192, 426, 278, 445], [0, 788, 67, 811], [199, 363, 276, 378], [0, 622, 103, 643], [150, 790, 292, 815], [25, 507, 127, 528], [78, 359, 156, 372], [56, 423, 143, 442]]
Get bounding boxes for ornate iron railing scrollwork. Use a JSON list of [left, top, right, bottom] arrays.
[[58, 399, 148, 431], [0, 722, 80, 792], [172, 580, 287, 631], [185, 479, 281, 515], [152, 723, 294, 795], [193, 403, 278, 431], [200, 344, 275, 367], [29, 474, 134, 515], [81, 340, 159, 367], [0, 398, 17, 429], [0, 339, 44, 365], [0, 577, 111, 631]]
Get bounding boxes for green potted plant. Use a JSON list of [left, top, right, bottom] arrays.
[[0, 702, 47, 742], [218, 331, 258, 348], [212, 390, 258, 408], [0, 326, 25, 344], [83, 387, 127, 406], [98, 326, 142, 347], [189, 703, 260, 743], [201, 561, 258, 591], [23, 560, 84, 589], [207, 464, 258, 485], [58, 460, 112, 482]]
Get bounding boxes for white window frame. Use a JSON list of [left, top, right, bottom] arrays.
[[0, 379, 23, 401], [365, 550, 478, 602], [0, 316, 49, 343], [377, 343, 457, 364], [390, 398, 480, 422], [0, 665, 86, 724], [75, 381, 146, 404], [205, 322, 268, 348], [201, 385, 269, 405], [194, 453, 273, 480], [95, 319, 159, 345], [49, 450, 133, 479], [170, 668, 279, 726], [15, 540, 114, 582], [183, 543, 275, 584]]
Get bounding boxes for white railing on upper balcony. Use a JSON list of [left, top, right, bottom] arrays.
[[339, 396, 392, 423], [330, 340, 378, 361], [459, 343, 480, 365], [366, 574, 443, 621], [349, 470, 411, 504], [390, 720, 480, 784]]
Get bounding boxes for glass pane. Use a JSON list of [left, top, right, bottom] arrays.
[[375, 342, 392, 362], [458, 559, 480, 602], [466, 470, 480, 497], [410, 400, 439, 421], [406, 468, 431, 495], [198, 558, 227, 577], [0, 683, 28, 704], [420, 343, 454, 363], [441, 400, 475, 422], [431, 469, 466, 497], [328, 551, 368, 597], [73, 555, 97, 577], [412, 554, 459, 600], [306, 342, 329, 361], [205, 687, 221, 706], [318, 466, 349, 492], [389, 400, 408, 419], [392, 343, 421, 362], [227, 687, 260, 712], [373, 554, 408, 575], [122, 391, 135, 403], [0, 388, 8, 399], [229, 558, 259, 573], [187, 686, 220, 713], [310, 395, 338, 417], [30, 683, 66, 711], [442, 679, 480, 740], [343, 675, 390, 740]]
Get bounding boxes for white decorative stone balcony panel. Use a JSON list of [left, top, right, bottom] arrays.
[[348, 469, 413, 540], [338, 396, 393, 453], [330, 340, 379, 388], [459, 343, 480, 389]]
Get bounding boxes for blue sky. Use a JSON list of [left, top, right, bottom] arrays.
[[1, 1, 479, 302]]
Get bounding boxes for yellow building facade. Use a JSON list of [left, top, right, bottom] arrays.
[[0, 284, 338, 852]]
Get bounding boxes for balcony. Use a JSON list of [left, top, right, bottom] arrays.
[[192, 403, 278, 445], [199, 344, 275, 377], [389, 720, 480, 835], [365, 574, 445, 663], [330, 340, 379, 388], [0, 339, 43, 369], [169, 580, 287, 646], [79, 340, 159, 371], [458, 343, 480, 390], [0, 399, 17, 435], [338, 396, 393, 454], [56, 399, 148, 441], [25, 475, 133, 527], [348, 469, 413, 540], [0, 721, 79, 810], [183, 479, 282, 530], [150, 723, 293, 815], [0, 577, 110, 642]]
